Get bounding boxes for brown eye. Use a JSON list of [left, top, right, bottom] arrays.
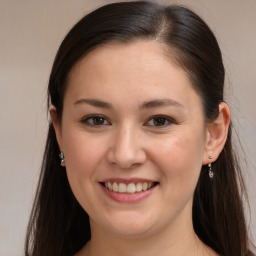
[[92, 116, 106, 125], [146, 116, 174, 127], [82, 115, 110, 126], [153, 117, 168, 126]]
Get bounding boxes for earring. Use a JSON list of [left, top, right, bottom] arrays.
[[208, 156, 213, 178], [208, 163, 214, 178], [59, 152, 65, 166]]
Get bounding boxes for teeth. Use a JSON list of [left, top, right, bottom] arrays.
[[136, 182, 143, 192], [113, 182, 118, 192], [119, 183, 127, 193], [107, 182, 113, 191], [142, 182, 148, 191], [104, 181, 156, 194], [127, 183, 136, 193]]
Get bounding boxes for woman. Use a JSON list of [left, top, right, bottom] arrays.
[[25, 1, 255, 256]]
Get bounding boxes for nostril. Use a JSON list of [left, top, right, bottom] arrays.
[[106, 135, 147, 168], [107, 153, 145, 169]]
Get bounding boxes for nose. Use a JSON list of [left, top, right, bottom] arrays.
[[106, 125, 147, 169]]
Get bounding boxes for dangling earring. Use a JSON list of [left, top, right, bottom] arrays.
[[208, 156, 213, 178], [208, 163, 214, 178], [59, 152, 65, 166]]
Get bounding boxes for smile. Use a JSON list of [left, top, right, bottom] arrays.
[[103, 181, 157, 194]]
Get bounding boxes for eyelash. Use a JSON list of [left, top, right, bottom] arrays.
[[81, 115, 111, 126], [81, 115, 176, 128], [145, 115, 176, 127]]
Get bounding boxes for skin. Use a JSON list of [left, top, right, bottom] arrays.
[[51, 41, 230, 256]]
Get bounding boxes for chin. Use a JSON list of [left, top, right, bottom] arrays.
[[95, 210, 160, 238], [109, 223, 155, 238]]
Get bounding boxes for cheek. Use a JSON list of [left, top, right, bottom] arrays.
[[61, 128, 107, 203], [63, 127, 105, 173], [151, 130, 205, 195]]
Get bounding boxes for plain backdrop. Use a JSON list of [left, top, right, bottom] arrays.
[[0, 0, 255, 255]]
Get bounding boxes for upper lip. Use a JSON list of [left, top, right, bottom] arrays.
[[100, 178, 158, 184]]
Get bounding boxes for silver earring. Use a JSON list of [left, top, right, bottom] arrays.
[[59, 152, 65, 166], [208, 163, 214, 178]]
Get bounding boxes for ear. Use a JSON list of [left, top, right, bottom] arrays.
[[50, 105, 63, 151], [202, 102, 230, 165]]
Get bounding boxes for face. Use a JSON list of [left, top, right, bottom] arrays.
[[54, 41, 210, 238]]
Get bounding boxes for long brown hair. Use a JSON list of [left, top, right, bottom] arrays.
[[25, 1, 252, 256]]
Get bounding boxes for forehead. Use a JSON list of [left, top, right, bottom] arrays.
[[69, 41, 173, 82], [65, 41, 202, 111]]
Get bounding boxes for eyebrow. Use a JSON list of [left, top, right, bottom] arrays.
[[74, 98, 112, 109], [140, 99, 184, 109], [74, 98, 184, 109]]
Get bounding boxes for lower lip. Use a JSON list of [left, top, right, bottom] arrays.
[[100, 184, 157, 203]]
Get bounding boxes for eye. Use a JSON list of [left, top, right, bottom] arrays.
[[145, 115, 175, 127], [81, 115, 110, 126]]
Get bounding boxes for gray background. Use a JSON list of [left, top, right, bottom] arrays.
[[0, 0, 255, 255]]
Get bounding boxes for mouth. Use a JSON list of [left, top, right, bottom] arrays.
[[100, 181, 159, 194]]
